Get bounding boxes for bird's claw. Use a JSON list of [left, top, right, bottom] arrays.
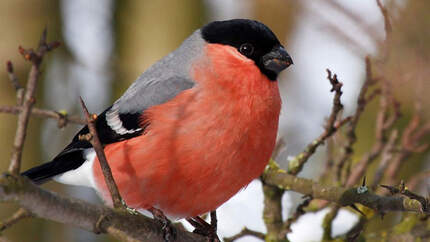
[[186, 212, 220, 242], [125, 206, 140, 215], [149, 207, 176, 242], [119, 199, 140, 215]]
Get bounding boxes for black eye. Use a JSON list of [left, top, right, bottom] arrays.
[[239, 43, 254, 57]]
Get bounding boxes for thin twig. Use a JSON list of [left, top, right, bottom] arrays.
[[345, 77, 400, 187], [371, 130, 399, 189], [8, 29, 60, 175], [382, 88, 430, 187], [376, 0, 393, 62], [6, 61, 24, 105], [305, 4, 369, 57], [345, 216, 367, 241], [0, 208, 32, 232], [288, 69, 344, 175], [282, 195, 312, 236], [264, 163, 430, 215], [380, 181, 429, 213], [322, 206, 340, 241], [408, 170, 430, 191], [336, 57, 377, 183], [223, 227, 266, 242], [384, 117, 430, 186], [325, 0, 382, 42], [79, 97, 124, 209], [0, 105, 85, 127], [210, 211, 217, 233], [376, 0, 392, 41]]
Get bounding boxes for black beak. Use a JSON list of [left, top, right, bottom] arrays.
[[262, 45, 293, 74]]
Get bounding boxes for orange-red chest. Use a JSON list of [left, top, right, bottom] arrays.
[[93, 44, 281, 217]]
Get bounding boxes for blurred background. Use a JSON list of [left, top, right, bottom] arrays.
[[0, 0, 428, 241]]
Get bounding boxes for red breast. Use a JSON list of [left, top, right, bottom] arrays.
[[92, 43, 281, 218]]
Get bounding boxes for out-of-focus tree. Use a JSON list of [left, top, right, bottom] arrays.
[[0, 1, 429, 242], [0, 1, 62, 242], [113, 0, 206, 99]]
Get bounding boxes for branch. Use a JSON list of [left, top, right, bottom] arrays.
[[407, 170, 430, 191], [345, 77, 400, 187], [371, 129, 399, 189], [0, 105, 85, 127], [376, 0, 392, 41], [263, 161, 429, 215], [262, 182, 284, 241], [283, 195, 312, 235], [8, 29, 60, 175], [345, 216, 367, 241], [336, 56, 377, 183], [6, 61, 24, 104], [0, 174, 205, 242], [384, 109, 430, 186], [0, 208, 32, 232], [322, 206, 340, 241], [288, 69, 344, 175], [223, 227, 265, 242], [79, 97, 124, 209]]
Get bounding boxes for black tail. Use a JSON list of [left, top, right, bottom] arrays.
[[21, 150, 86, 185], [21, 161, 61, 185], [22, 106, 120, 185]]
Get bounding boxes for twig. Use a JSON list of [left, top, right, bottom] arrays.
[[0, 208, 32, 232], [380, 181, 429, 213], [345, 77, 400, 187], [6, 61, 20, 90], [79, 97, 124, 209], [384, 114, 430, 186], [321, 136, 334, 179], [376, 0, 392, 41], [345, 216, 367, 241], [0, 105, 85, 127], [371, 130, 399, 189], [272, 137, 287, 160], [336, 57, 377, 183], [322, 206, 340, 241], [8, 29, 60, 175], [223, 227, 265, 242], [210, 211, 217, 233], [6, 61, 24, 105], [376, 0, 393, 62], [305, 4, 369, 57], [325, 0, 382, 42], [282, 195, 312, 236], [288, 69, 344, 175], [408, 170, 430, 191]]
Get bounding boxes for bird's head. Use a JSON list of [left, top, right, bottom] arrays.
[[201, 19, 293, 81]]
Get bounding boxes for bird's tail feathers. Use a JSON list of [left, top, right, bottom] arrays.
[[21, 150, 86, 185]]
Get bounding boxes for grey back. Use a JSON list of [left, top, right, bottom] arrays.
[[113, 30, 205, 114]]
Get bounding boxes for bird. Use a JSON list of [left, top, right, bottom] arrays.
[[22, 19, 293, 220]]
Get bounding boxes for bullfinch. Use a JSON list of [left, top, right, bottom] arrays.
[[22, 19, 293, 219]]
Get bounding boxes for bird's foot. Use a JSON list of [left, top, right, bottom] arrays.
[[125, 206, 140, 216], [187, 211, 220, 242], [120, 199, 141, 215], [149, 207, 176, 242], [115, 199, 140, 215]]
